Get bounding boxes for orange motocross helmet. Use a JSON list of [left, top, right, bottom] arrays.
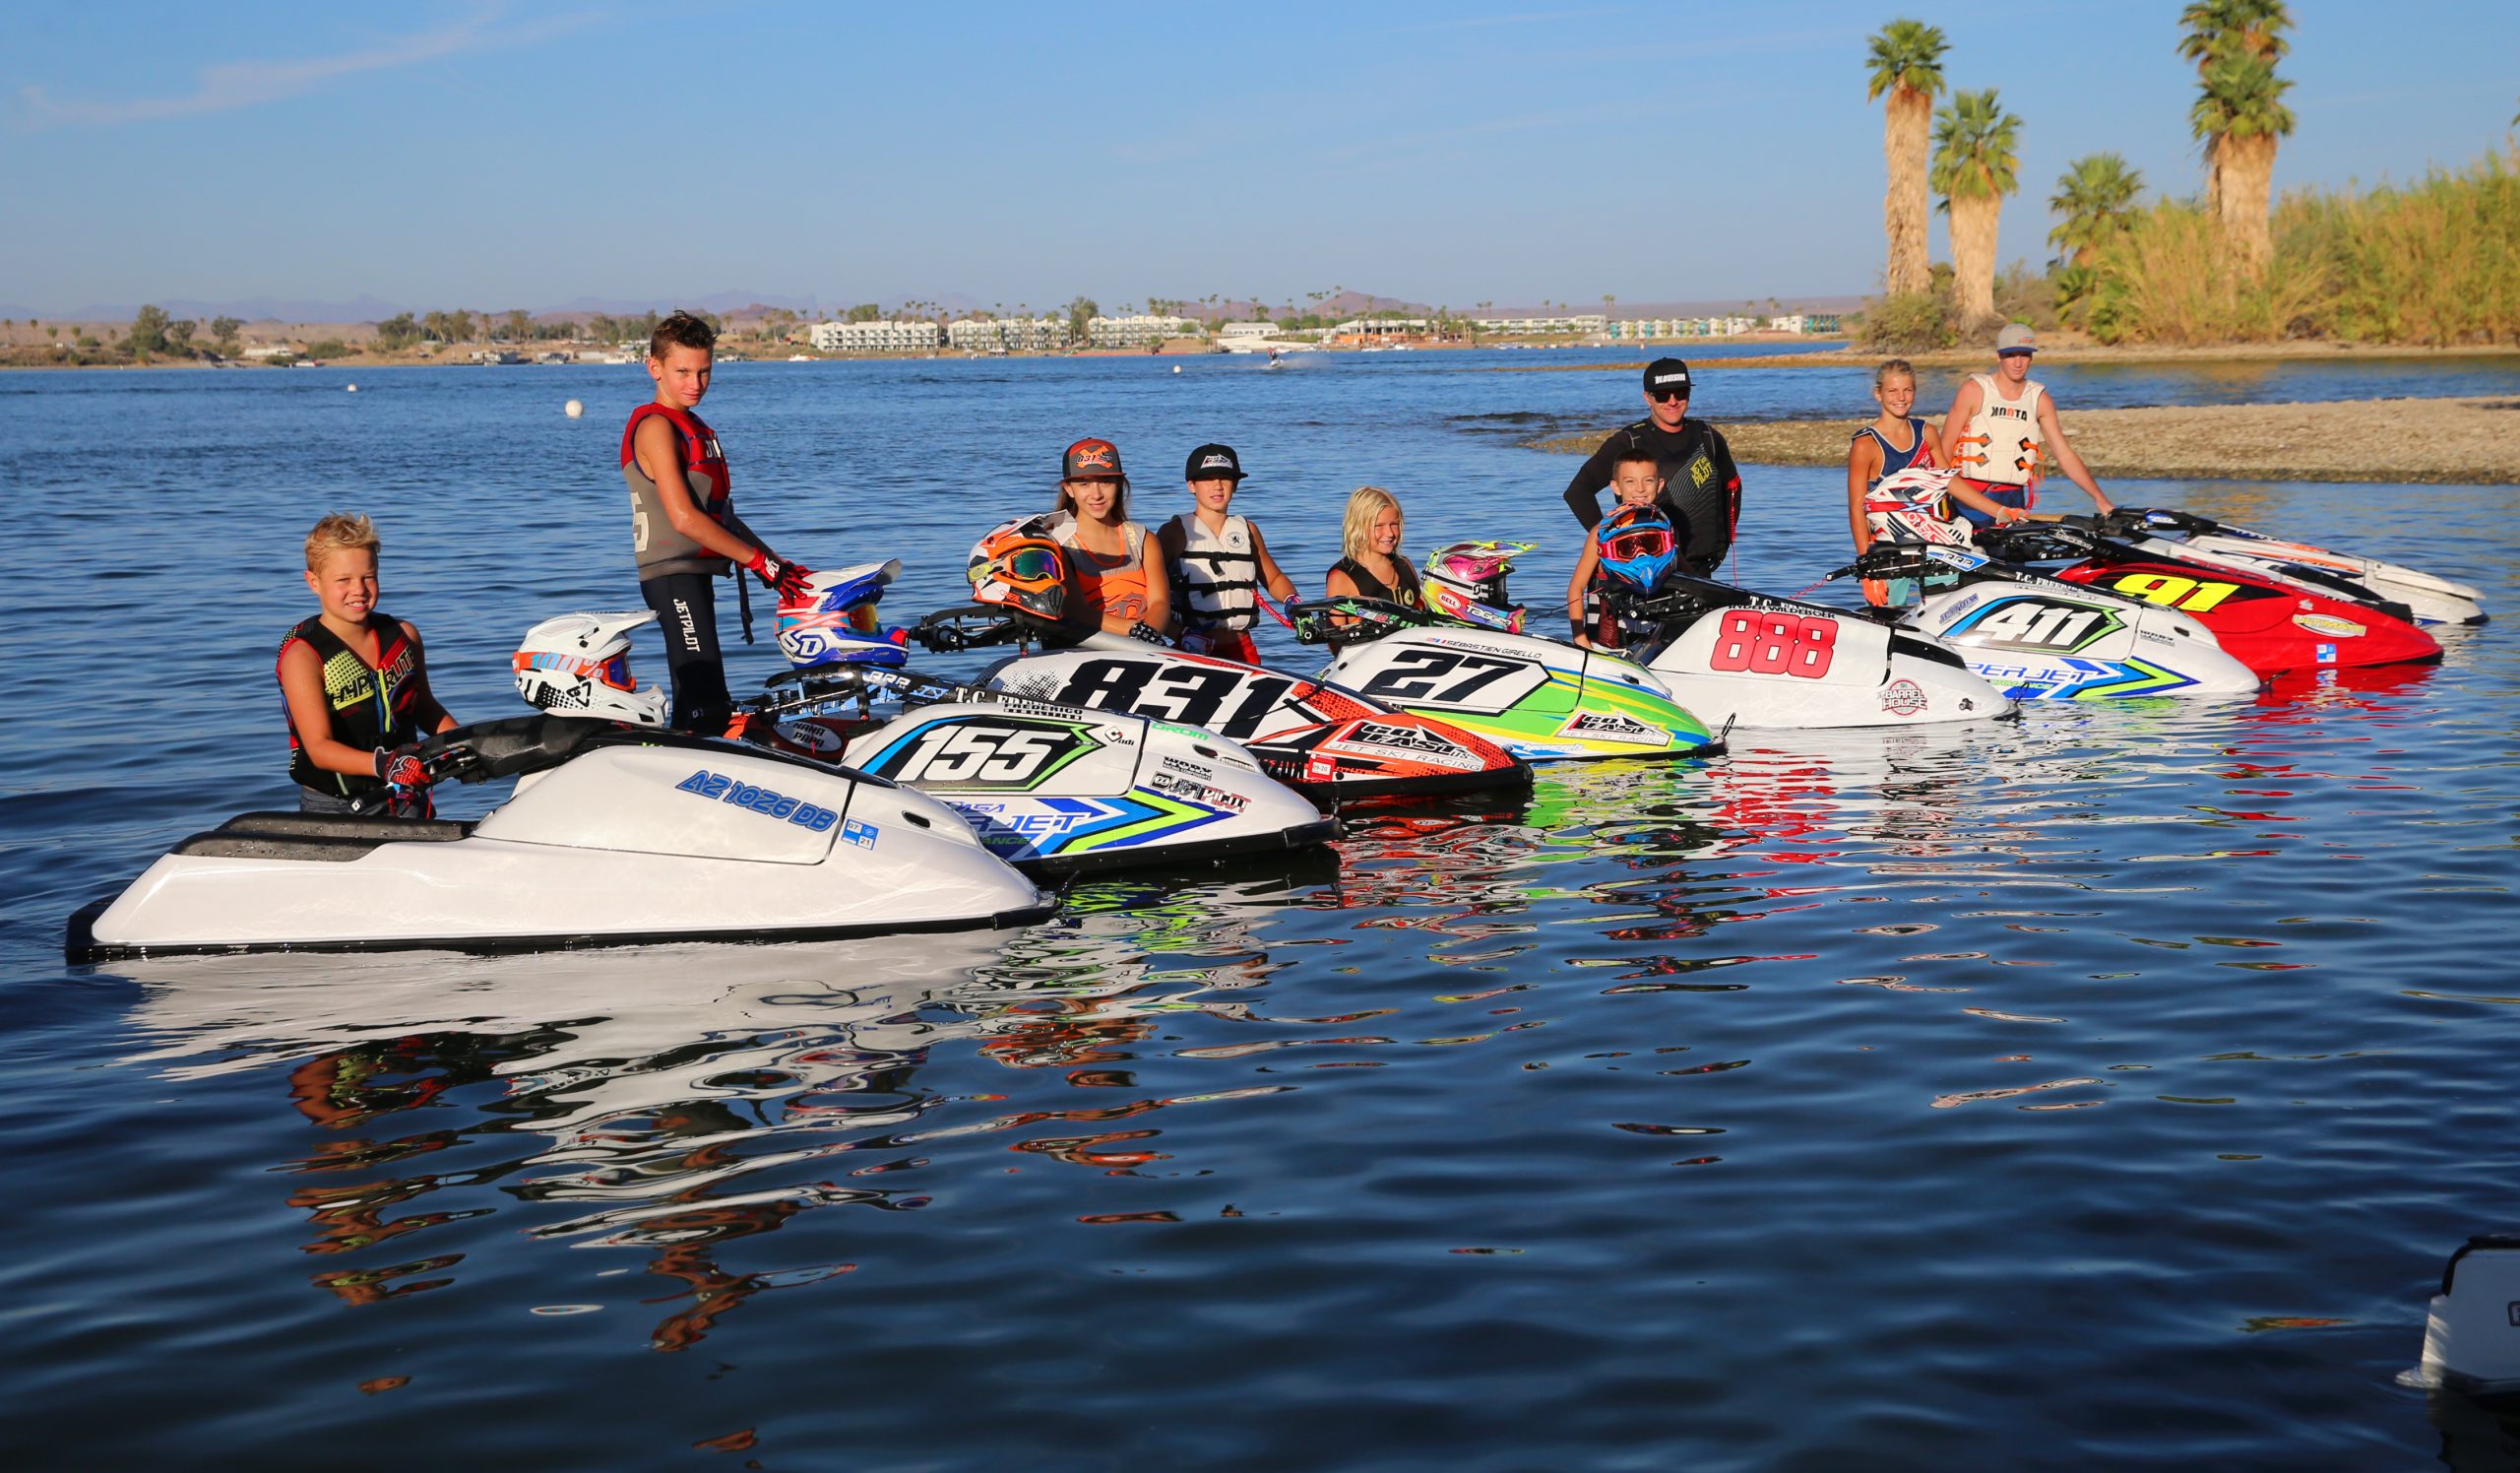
[[968, 521, 1069, 625]]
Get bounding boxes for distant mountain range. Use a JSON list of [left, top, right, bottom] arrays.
[[0, 288, 1858, 326]]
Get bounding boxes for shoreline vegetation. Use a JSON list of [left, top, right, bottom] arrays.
[[1529, 395, 2520, 485]]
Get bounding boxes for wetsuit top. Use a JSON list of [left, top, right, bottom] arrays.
[[1561, 417, 1743, 574], [1954, 374, 2045, 488], [1046, 513, 1153, 626], [622, 403, 753, 579], [1330, 554, 1423, 609], [1855, 416, 1938, 491], [278, 611, 427, 797], [1168, 512, 1259, 633]]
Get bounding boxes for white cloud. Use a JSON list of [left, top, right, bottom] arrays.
[[19, 9, 594, 127]]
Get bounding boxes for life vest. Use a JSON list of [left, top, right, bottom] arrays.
[[1953, 374, 2044, 488], [621, 403, 733, 578], [1330, 554, 1422, 610], [1864, 466, 1974, 546], [1047, 513, 1151, 625], [1168, 512, 1259, 633], [1855, 416, 1938, 491], [278, 612, 427, 796]]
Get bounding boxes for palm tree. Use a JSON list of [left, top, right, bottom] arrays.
[[1930, 89, 2021, 330], [2190, 50, 2295, 273], [2048, 153, 2146, 266], [1865, 20, 1950, 298], [2178, 1, 2291, 229]]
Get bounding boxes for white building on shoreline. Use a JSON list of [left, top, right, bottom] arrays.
[[809, 319, 942, 353], [1471, 314, 1609, 337], [1086, 314, 1198, 349], [948, 316, 1069, 352]]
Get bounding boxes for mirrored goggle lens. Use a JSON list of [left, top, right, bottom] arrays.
[[847, 603, 880, 633], [999, 547, 1058, 582], [1606, 529, 1673, 558], [598, 652, 632, 688]]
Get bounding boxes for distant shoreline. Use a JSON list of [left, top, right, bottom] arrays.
[[1529, 395, 2520, 485], [1493, 341, 2520, 372]]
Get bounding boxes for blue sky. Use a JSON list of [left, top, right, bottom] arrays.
[[5, 1, 2514, 316]]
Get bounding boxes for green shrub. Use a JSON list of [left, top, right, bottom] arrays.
[[1857, 288, 1957, 351], [305, 339, 352, 359]]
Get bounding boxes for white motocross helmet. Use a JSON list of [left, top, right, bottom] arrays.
[[514, 610, 669, 726]]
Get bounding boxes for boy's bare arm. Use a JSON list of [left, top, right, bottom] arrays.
[[1938, 380, 1982, 466], [2037, 397, 2114, 513], [1248, 525, 1299, 601]]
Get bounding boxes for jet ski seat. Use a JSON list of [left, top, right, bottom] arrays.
[[172, 812, 475, 863]]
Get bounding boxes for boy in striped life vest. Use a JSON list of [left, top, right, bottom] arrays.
[[1158, 442, 1297, 665], [1937, 324, 2115, 526]]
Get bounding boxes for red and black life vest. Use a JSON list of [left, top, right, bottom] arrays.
[[278, 612, 427, 796]]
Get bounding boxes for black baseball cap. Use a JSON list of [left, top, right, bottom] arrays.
[[1184, 443, 1246, 481], [1643, 357, 1692, 398]]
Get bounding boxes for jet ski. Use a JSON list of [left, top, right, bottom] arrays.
[[514, 604, 1335, 876], [1838, 542, 2264, 700], [2094, 506, 2486, 627], [745, 663, 1337, 874], [1567, 570, 2012, 730], [1291, 596, 1720, 757], [1299, 538, 1720, 761], [65, 715, 1054, 961], [2009, 523, 2444, 672]]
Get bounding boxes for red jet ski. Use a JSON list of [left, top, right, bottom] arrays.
[[1988, 524, 2442, 673]]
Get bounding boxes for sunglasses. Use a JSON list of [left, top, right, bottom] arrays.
[[1649, 389, 1689, 404]]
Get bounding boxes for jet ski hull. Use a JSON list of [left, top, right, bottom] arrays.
[[1639, 592, 2012, 729], [2129, 528, 2485, 627], [68, 726, 1052, 960], [2052, 557, 2442, 672], [1905, 577, 2263, 699], [1316, 626, 1719, 761], [984, 648, 1533, 803], [768, 703, 1337, 875]]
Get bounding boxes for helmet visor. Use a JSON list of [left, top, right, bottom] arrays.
[[598, 652, 633, 689]]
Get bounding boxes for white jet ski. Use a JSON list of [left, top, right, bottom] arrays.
[[65, 715, 1054, 961], [747, 663, 1338, 875], [2096, 506, 2486, 626], [1842, 543, 2263, 701], [1292, 600, 1722, 761], [513, 605, 1336, 876]]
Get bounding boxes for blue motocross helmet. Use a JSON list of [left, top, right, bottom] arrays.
[[1596, 506, 1677, 593]]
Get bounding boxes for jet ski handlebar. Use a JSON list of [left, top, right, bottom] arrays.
[[1286, 595, 1438, 646], [910, 604, 1033, 652], [345, 716, 629, 813], [2097, 505, 2217, 538]]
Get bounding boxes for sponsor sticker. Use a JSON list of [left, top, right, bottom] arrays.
[[2293, 612, 2366, 638], [1149, 771, 1248, 811], [1879, 678, 1928, 716], [1558, 710, 1668, 745], [2315, 641, 2339, 664], [775, 720, 849, 755]]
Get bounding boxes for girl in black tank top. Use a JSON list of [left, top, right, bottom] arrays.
[[1328, 554, 1421, 608]]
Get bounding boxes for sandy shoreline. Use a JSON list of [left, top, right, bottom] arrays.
[[1529, 396, 2520, 485]]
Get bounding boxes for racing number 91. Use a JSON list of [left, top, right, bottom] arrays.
[[2110, 573, 2238, 612], [1708, 609, 1837, 678]]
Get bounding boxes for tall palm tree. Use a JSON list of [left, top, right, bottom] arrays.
[[1865, 20, 1949, 298], [1930, 89, 2021, 330], [2178, 0, 2291, 225], [2190, 50, 2295, 272], [2048, 153, 2146, 266]]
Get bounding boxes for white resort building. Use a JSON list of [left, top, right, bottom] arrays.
[[1471, 314, 1610, 337], [1086, 314, 1199, 349], [809, 319, 943, 353], [947, 316, 1069, 352]]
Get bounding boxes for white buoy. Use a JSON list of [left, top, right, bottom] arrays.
[[1171, 364, 1182, 374], [346, 384, 357, 393], [564, 399, 585, 418], [2421, 1236, 2520, 1392]]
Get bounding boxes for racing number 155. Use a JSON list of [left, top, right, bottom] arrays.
[[1708, 610, 1837, 678]]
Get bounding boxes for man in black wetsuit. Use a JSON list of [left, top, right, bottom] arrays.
[[1561, 356, 1743, 576]]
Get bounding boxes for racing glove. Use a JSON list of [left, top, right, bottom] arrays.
[[746, 548, 815, 605], [374, 744, 430, 791]]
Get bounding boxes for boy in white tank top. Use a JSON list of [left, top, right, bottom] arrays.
[[1158, 442, 1297, 665], [1937, 324, 2115, 525]]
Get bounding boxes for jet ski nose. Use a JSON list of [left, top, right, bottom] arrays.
[[2421, 1236, 2520, 1394]]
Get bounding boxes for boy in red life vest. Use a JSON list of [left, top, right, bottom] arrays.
[[277, 513, 458, 814], [623, 310, 813, 732], [1937, 324, 2115, 526]]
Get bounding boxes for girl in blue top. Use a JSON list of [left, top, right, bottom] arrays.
[[1846, 359, 1939, 607]]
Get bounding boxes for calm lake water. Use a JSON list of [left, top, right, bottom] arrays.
[[4, 351, 2517, 1468]]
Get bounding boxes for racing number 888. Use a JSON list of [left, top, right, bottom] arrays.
[[1708, 610, 1837, 678]]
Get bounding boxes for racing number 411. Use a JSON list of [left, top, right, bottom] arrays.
[[1708, 610, 1837, 678]]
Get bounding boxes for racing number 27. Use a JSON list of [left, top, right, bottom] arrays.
[[1709, 610, 1837, 678]]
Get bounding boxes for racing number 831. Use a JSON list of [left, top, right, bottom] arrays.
[[1707, 610, 1837, 678]]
